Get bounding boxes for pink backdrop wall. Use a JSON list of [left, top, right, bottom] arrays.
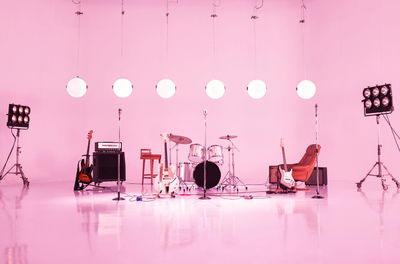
[[1, 0, 399, 184]]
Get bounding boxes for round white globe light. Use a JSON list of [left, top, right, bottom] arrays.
[[156, 79, 176, 98], [67, 77, 87, 98], [206, 79, 225, 99], [296, 80, 316, 99], [113, 78, 133, 98], [247, 80, 267, 99]]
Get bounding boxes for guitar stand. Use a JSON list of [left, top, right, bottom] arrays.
[[356, 115, 400, 190], [1, 129, 29, 187]]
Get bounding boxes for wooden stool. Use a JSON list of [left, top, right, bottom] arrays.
[[140, 149, 162, 185]]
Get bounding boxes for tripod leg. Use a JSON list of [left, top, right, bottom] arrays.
[[381, 163, 400, 188], [357, 162, 378, 189], [19, 166, 29, 187]]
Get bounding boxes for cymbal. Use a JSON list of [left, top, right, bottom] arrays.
[[219, 135, 237, 140], [168, 134, 192, 144]]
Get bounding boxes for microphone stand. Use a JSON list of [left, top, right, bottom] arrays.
[[199, 109, 210, 200], [312, 104, 323, 199], [113, 108, 125, 201]]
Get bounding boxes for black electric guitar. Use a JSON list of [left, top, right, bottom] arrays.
[[278, 138, 295, 189], [74, 130, 93, 190]]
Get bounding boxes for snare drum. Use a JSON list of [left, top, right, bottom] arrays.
[[178, 162, 194, 182], [208, 145, 223, 164], [188, 144, 204, 163]]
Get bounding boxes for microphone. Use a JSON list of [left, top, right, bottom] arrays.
[[118, 108, 122, 120], [203, 109, 207, 116]]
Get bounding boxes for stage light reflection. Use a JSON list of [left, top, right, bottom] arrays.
[[372, 87, 380, 97], [363, 89, 371, 98], [382, 97, 390, 107], [373, 98, 381, 108], [365, 99, 372, 109]]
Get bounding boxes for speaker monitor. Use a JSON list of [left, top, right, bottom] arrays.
[[93, 152, 126, 183]]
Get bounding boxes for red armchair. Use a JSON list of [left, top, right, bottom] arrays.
[[279, 144, 321, 182]]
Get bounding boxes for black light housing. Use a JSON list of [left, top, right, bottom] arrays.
[[362, 84, 393, 116], [7, 104, 31, 129]]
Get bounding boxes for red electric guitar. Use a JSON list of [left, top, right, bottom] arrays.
[[74, 130, 93, 190]]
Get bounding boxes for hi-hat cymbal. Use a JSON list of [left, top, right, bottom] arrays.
[[219, 135, 238, 140], [168, 134, 192, 144]]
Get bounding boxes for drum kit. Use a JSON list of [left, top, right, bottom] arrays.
[[166, 133, 247, 191]]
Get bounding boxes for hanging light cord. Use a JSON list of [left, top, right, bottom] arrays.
[[121, 0, 125, 59], [300, 0, 307, 79], [73, 0, 83, 76], [251, 0, 263, 76], [211, 0, 221, 73]]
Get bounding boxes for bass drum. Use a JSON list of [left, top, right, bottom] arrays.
[[193, 161, 221, 189]]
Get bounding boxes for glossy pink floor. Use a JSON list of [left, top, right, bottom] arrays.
[[1, 179, 400, 264]]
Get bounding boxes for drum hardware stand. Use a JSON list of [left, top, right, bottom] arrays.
[[356, 115, 400, 190], [218, 139, 247, 191], [199, 109, 210, 199], [170, 141, 189, 191], [113, 108, 125, 201], [1, 128, 29, 187], [312, 104, 323, 199]]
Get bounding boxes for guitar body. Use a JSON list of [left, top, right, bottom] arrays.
[[78, 159, 93, 184], [157, 163, 178, 195], [74, 130, 93, 191], [279, 138, 296, 189], [279, 167, 295, 189], [157, 133, 179, 196]]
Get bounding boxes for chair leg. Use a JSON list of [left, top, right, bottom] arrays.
[[142, 159, 145, 185], [150, 159, 154, 185]]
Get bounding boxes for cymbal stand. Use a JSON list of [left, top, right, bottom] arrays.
[[172, 142, 188, 191], [218, 139, 247, 191], [1, 129, 29, 187], [356, 115, 400, 190]]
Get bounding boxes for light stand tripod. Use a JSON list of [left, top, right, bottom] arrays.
[[2, 129, 29, 187], [356, 115, 400, 190], [218, 139, 247, 191], [113, 108, 125, 201], [312, 104, 323, 199]]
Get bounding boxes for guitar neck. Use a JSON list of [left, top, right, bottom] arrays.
[[281, 146, 288, 171], [85, 139, 91, 167], [164, 141, 168, 169]]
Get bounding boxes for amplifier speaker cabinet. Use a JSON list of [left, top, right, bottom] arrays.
[[269, 166, 327, 186], [93, 152, 126, 183], [305, 167, 328, 186]]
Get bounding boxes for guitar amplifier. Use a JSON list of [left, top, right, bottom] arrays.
[[92, 152, 126, 183], [305, 167, 328, 186], [95, 142, 122, 152]]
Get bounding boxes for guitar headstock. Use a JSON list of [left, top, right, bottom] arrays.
[[160, 133, 170, 143], [280, 137, 285, 148], [87, 130, 93, 140]]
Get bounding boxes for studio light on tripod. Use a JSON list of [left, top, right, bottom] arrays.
[[362, 84, 393, 116], [7, 104, 31, 129]]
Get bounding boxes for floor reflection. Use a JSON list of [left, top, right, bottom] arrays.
[[0, 185, 29, 264]]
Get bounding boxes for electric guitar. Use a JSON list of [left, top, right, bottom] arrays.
[[157, 133, 178, 195], [74, 130, 93, 190], [279, 138, 295, 189]]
